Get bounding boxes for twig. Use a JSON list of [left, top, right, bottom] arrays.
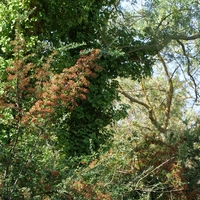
[[135, 157, 175, 189], [104, 168, 116, 187]]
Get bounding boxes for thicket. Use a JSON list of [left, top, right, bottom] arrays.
[[0, 0, 200, 199]]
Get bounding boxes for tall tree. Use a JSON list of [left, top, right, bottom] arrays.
[[0, 0, 199, 198], [0, 0, 155, 156]]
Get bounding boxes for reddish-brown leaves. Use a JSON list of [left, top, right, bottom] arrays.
[[1, 47, 102, 127], [72, 181, 111, 200]]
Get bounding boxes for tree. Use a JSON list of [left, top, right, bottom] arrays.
[[63, 0, 200, 198], [119, 0, 200, 102], [0, 0, 154, 157], [0, 0, 199, 199], [0, 0, 153, 198], [116, 56, 199, 198], [110, 1, 200, 198]]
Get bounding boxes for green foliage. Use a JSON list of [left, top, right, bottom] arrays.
[[64, 118, 200, 200], [0, 130, 59, 199], [179, 119, 200, 198], [0, 0, 199, 199], [0, 0, 154, 156], [0, 0, 153, 198]]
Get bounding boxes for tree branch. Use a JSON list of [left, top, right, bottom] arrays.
[[171, 34, 200, 41], [158, 53, 174, 132], [135, 157, 175, 189], [176, 40, 199, 102], [156, 13, 173, 29], [121, 33, 200, 57], [120, 90, 149, 109], [119, 88, 165, 133]]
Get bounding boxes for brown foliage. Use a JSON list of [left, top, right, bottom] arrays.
[[0, 35, 102, 130], [135, 133, 195, 199], [72, 181, 111, 200], [51, 170, 59, 178]]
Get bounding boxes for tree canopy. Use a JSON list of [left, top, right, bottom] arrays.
[[0, 0, 200, 199], [0, 0, 154, 156]]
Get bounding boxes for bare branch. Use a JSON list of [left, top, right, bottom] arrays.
[[158, 53, 174, 132], [119, 88, 165, 133], [135, 157, 175, 189], [156, 13, 173, 29], [119, 90, 149, 109], [177, 40, 199, 102]]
